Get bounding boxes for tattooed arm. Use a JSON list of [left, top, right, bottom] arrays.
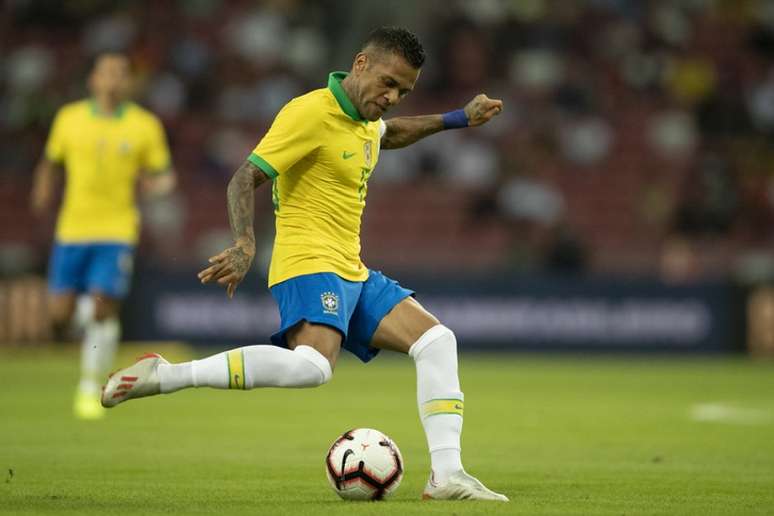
[[197, 160, 272, 298], [226, 160, 270, 251], [381, 94, 503, 150], [380, 114, 444, 150]]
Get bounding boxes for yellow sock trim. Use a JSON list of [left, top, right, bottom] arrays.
[[226, 349, 246, 390], [422, 398, 464, 418]]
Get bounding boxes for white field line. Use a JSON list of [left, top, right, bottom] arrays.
[[690, 402, 774, 425]]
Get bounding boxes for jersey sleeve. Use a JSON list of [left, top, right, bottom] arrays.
[[248, 98, 323, 178], [44, 108, 67, 164], [141, 116, 172, 174], [379, 118, 387, 138]]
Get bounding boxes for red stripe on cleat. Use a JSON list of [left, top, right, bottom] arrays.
[[120, 376, 138, 382], [137, 353, 161, 361], [116, 383, 133, 390], [112, 392, 127, 399]]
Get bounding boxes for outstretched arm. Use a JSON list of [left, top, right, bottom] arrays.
[[381, 114, 443, 150], [381, 94, 503, 150], [197, 160, 272, 298]]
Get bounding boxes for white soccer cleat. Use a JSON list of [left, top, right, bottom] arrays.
[[422, 470, 509, 502], [101, 353, 167, 408]]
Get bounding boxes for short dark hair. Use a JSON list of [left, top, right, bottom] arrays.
[[363, 26, 425, 69]]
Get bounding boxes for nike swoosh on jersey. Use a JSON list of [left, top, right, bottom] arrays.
[[342, 151, 356, 159]]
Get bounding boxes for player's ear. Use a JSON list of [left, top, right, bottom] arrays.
[[353, 52, 368, 73]]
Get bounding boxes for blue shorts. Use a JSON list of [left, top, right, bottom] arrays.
[[270, 270, 414, 363], [48, 242, 135, 299]]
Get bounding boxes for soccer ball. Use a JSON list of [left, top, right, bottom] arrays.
[[325, 428, 404, 500]]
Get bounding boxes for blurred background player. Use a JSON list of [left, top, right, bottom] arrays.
[[103, 27, 507, 501], [30, 51, 176, 420]]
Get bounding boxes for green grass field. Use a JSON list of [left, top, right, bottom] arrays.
[[1, 344, 773, 515]]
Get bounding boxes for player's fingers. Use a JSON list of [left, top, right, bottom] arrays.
[[207, 249, 232, 264], [200, 273, 220, 285], [469, 107, 502, 126], [197, 268, 216, 282], [217, 272, 239, 285], [198, 263, 222, 280], [211, 265, 237, 282], [476, 94, 500, 105], [197, 265, 214, 278], [227, 282, 237, 298], [481, 98, 502, 111], [199, 260, 231, 282], [485, 105, 502, 118]]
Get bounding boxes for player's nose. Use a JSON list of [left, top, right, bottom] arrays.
[[385, 89, 399, 105]]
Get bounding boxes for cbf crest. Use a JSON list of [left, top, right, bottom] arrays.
[[363, 140, 373, 168], [321, 291, 339, 314]]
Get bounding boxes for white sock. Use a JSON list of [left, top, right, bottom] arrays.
[[74, 296, 95, 334], [409, 324, 464, 483], [72, 294, 95, 337], [79, 317, 120, 395], [159, 345, 332, 393]]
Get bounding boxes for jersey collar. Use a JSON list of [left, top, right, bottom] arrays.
[[89, 99, 127, 119], [327, 72, 365, 122]]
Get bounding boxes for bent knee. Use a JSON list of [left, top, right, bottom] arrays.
[[291, 345, 333, 387], [409, 324, 458, 359]]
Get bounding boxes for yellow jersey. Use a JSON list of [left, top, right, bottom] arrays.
[[45, 99, 171, 244], [250, 72, 385, 287]]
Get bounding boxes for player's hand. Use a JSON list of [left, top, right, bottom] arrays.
[[197, 242, 256, 298], [141, 171, 177, 198], [463, 94, 503, 127]]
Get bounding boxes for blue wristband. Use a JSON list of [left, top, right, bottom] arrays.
[[442, 109, 468, 129]]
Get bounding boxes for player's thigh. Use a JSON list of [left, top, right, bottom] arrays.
[[270, 273, 362, 369], [370, 296, 439, 354], [47, 242, 88, 300], [86, 243, 133, 320], [286, 321, 343, 369]]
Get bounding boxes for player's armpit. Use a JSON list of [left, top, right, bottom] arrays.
[[380, 119, 400, 149], [243, 160, 272, 188]]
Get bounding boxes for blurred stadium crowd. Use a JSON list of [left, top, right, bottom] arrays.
[[2, 0, 774, 281]]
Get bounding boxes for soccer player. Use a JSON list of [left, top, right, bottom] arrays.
[[103, 28, 507, 501], [31, 51, 176, 420]]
